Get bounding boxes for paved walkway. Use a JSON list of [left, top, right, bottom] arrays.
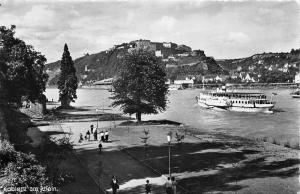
[[72, 124, 201, 193]]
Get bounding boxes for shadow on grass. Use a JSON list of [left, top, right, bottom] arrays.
[[72, 139, 300, 194], [44, 131, 72, 136], [121, 142, 300, 194], [120, 119, 182, 126]]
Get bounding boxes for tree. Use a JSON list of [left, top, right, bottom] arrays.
[[0, 26, 48, 106], [111, 50, 168, 122], [57, 44, 78, 107]]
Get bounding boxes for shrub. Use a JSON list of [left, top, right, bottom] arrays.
[[0, 140, 49, 189]]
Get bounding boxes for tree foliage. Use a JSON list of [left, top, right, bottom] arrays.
[[0, 26, 48, 106], [111, 50, 168, 122], [0, 140, 49, 189], [57, 44, 78, 107]]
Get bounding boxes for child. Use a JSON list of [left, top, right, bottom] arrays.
[[79, 133, 84, 143], [145, 180, 151, 194], [98, 142, 102, 153]]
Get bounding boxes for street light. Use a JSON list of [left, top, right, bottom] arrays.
[[96, 108, 100, 129], [167, 132, 172, 178]]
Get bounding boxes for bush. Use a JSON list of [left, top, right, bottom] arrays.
[[0, 140, 49, 189]]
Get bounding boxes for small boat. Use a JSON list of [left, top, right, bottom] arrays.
[[290, 90, 300, 98], [196, 87, 275, 113]]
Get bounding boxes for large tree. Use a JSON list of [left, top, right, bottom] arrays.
[[0, 25, 48, 106], [111, 50, 168, 122], [57, 44, 78, 107]]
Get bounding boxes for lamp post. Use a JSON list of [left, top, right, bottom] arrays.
[[96, 108, 100, 129], [167, 133, 172, 178]]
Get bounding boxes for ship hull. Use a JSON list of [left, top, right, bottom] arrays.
[[197, 91, 275, 113]]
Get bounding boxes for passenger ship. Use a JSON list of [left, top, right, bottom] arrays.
[[196, 87, 275, 113]]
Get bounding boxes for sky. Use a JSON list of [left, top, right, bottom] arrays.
[[0, 0, 299, 62]]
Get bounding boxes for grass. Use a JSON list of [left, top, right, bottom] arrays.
[[253, 136, 300, 150]]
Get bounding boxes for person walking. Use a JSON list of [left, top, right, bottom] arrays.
[[98, 141, 102, 153], [165, 177, 172, 194], [90, 124, 94, 134], [79, 133, 83, 143], [171, 177, 177, 194], [100, 131, 104, 142], [145, 179, 151, 194], [105, 130, 109, 142], [111, 175, 119, 194], [86, 130, 91, 141], [94, 129, 98, 141]]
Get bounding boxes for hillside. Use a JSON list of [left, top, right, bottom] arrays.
[[45, 40, 300, 85], [216, 49, 300, 83], [45, 40, 225, 85]]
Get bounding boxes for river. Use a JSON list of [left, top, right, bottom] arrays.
[[45, 88, 300, 145]]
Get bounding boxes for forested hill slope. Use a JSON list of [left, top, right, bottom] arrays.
[[45, 41, 225, 85], [217, 49, 300, 74], [46, 41, 299, 85]]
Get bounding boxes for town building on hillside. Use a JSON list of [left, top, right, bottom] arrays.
[[203, 75, 215, 83], [174, 77, 194, 88], [85, 65, 90, 72], [176, 44, 192, 53], [168, 55, 177, 61], [155, 50, 162, 57], [239, 72, 256, 82], [268, 65, 274, 71], [0, 39, 3, 49], [165, 79, 171, 85], [248, 65, 256, 71], [191, 50, 205, 57], [81, 74, 88, 79], [215, 75, 222, 82], [163, 42, 172, 48], [278, 66, 288, 72], [229, 72, 239, 79], [214, 75, 228, 82], [295, 73, 300, 83], [236, 66, 242, 72], [130, 39, 156, 51], [177, 53, 189, 57]]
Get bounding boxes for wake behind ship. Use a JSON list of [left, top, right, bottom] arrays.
[[196, 87, 275, 113]]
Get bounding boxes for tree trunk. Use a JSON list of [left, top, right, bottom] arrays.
[[136, 112, 142, 123], [61, 97, 70, 108]]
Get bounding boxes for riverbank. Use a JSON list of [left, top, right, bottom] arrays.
[[30, 106, 300, 193]]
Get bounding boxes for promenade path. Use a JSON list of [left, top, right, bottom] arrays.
[[72, 124, 198, 193], [33, 120, 300, 194]]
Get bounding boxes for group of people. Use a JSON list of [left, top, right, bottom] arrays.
[[164, 177, 177, 194], [78, 124, 110, 144], [108, 176, 177, 194], [144, 177, 177, 194]]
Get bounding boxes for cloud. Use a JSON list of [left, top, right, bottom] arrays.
[[22, 5, 56, 28], [226, 32, 251, 44], [152, 16, 177, 32], [0, 0, 298, 61]]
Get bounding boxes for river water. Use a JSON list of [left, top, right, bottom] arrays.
[[45, 88, 300, 144]]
